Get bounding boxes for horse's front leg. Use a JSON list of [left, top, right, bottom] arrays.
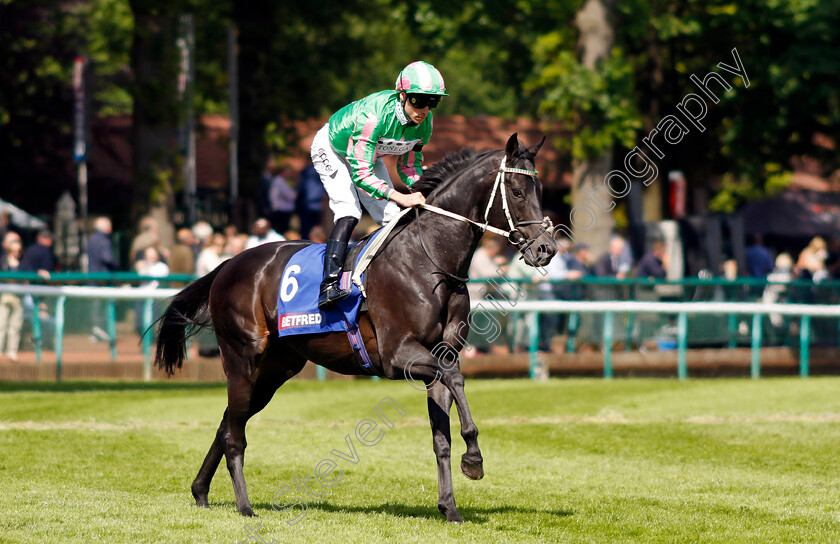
[[440, 307, 484, 481], [440, 368, 484, 481], [427, 381, 461, 523]]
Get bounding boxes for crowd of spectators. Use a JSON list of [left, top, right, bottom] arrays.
[[1, 158, 840, 362], [465, 230, 840, 356]]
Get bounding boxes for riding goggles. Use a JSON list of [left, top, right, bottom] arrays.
[[407, 94, 441, 110]]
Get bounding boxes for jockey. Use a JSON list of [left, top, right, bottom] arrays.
[[311, 60, 447, 309]]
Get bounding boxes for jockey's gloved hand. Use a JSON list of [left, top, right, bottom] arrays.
[[390, 191, 426, 209]]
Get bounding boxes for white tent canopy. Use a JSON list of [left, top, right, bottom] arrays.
[[0, 198, 48, 230]]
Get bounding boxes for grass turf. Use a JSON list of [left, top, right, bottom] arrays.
[[1, 377, 840, 543]]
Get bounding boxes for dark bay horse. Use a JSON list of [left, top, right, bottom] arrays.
[[154, 133, 555, 523]]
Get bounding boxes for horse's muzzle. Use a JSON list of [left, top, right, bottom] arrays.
[[513, 234, 556, 268]]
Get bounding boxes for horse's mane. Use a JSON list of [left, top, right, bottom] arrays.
[[410, 147, 497, 197]]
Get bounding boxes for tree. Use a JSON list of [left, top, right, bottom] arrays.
[[0, 1, 81, 214], [127, 0, 189, 246], [531, 0, 840, 229], [232, 0, 371, 216], [530, 0, 639, 249]]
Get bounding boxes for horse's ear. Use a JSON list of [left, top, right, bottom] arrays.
[[527, 136, 546, 156], [505, 133, 519, 160]]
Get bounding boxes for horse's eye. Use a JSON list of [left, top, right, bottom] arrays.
[[512, 188, 523, 198]]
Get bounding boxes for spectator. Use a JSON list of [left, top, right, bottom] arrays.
[[86, 217, 118, 342], [796, 236, 828, 282], [223, 224, 238, 237], [283, 229, 302, 241], [255, 157, 276, 221], [130, 216, 166, 265], [468, 236, 507, 301], [19, 230, 56, 345], [20, 229, 56, 279], [134, 246, 170, 335], [168, 228, 196, 276], [722, 258, 738, 280], [466, 236, 510, 355], [136, 246, 170, 281], [194, 233, 227, 358], [567, 243, 594, 277], [594, 236, 630, 278], [87, 217, 118, 273], [533, 239, 582, 354], [0, 211, 20, 260], [745, 234, 774, 279], [196, 233, 227, 277], [246, 218, 285, 249], [296, 162, 325, 240], [308, 225, 327, 244], [549, 239, 585, 282], [191, 221, 214, 259], [635, 241, 668, 280], [507, 245, 549, 351], [268, 165, 297, 234], [558, 243, 593, 301], [223, 224, 239, 244], [0, 233, 23, 362], [616, 234, 634, 273], [763, 253, 794, 328], [224, 235, 247, 259]]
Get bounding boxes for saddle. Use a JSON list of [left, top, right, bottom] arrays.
[[275, 230, 391, 375]]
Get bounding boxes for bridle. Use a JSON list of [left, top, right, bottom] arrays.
[[416, 154, 554, 283]]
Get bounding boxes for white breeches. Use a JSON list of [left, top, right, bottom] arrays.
[[310, 123, 400, 226]]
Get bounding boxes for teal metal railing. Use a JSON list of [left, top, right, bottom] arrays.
[[2, 274, 839, 381]]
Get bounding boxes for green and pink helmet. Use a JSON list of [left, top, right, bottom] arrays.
[[395, 61, 448, 96]]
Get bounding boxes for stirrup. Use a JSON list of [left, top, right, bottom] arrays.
[[318, 281, 350, 310]]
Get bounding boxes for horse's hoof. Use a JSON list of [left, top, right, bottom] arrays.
[[460, 456, 484, 480], [191, 483, 209, 507], [240, 507, 257, 517], [447, 514, 464, 524], [192, 491, 210, 508]]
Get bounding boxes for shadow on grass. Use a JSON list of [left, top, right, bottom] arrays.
[[232, 500, 574, 524], [0, 381, 226, 393]]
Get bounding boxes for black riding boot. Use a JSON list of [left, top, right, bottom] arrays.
[[318, 217, 357, 310]]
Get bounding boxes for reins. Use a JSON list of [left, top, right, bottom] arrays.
[[351, 153, 555, 294], [412, 155, 553, 284], [414, 206, 471, 284]]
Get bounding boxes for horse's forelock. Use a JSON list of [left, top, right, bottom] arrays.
[[512, 142, 537, 167]]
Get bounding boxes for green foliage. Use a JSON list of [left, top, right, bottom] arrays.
[[2, 0, 839, 220], [529, 41, 642, 158], [78, 0, 134, 115], [0, 0, 84, 212], [529, 0, 839, 210], [709, 165, 792, 213]]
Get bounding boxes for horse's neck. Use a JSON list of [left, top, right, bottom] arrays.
[[414, 153, 501, 278], [425, 152, 499, 226]]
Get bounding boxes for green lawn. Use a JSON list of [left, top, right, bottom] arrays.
[[2, 377, 840, 543]]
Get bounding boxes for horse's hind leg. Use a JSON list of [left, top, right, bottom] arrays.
[[192, 339, 305, 514], [221, 339, 306, 516], [191, 411, 228, 507]]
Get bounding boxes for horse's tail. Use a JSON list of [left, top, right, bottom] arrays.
[[154, 261, 228, 376]]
